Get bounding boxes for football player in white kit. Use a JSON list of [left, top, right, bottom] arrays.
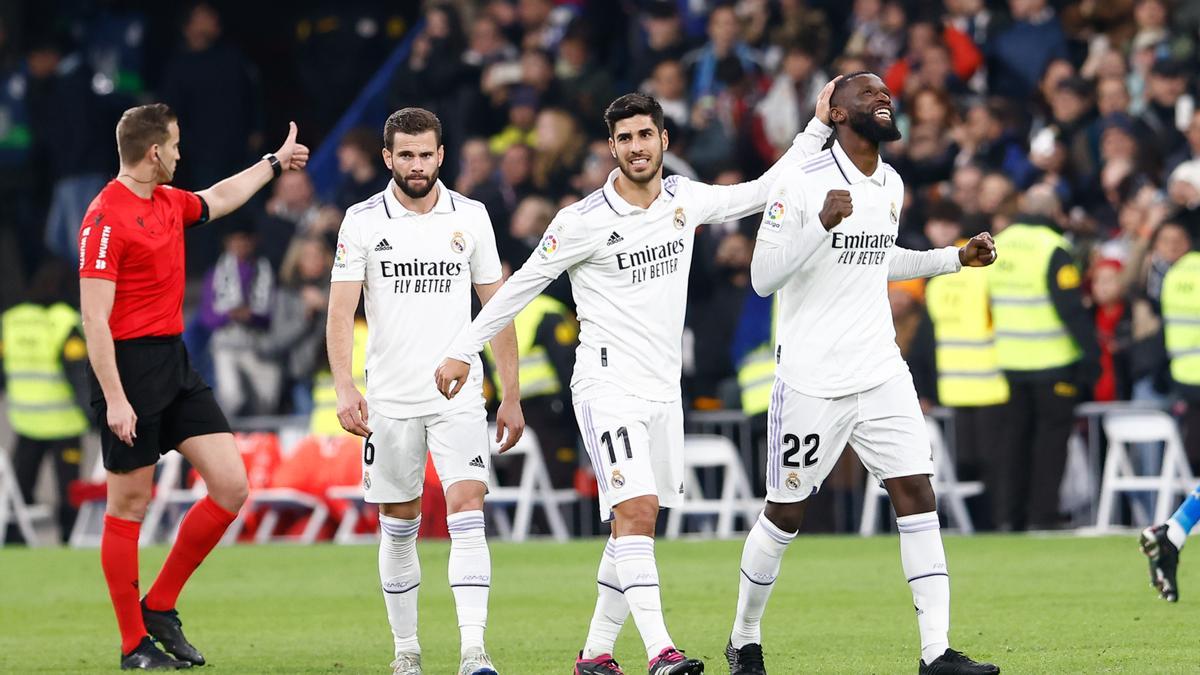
[[723, 73, 1000, 675], [327, 108, 525, 675], [434, 84, 837, 675]]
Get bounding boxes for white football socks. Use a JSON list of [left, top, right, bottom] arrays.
[[731, 512, 796, 648], [447, 510, 491, 655], [582, 537, 629, 659], [613, 535, 674, 661], [379, 514, 421, 656], [897, 512, 951, 665]]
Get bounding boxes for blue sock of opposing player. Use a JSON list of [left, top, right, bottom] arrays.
[[1166, 485, 1200, 550]]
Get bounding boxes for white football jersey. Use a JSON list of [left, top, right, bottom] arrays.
[[754, 141, 960, 398], [332, 180, 501, 417], [446, 117, 833, 403]]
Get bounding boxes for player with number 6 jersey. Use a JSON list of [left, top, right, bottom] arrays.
[[435, 84, 836, 675], [326, 108, 524, 675]]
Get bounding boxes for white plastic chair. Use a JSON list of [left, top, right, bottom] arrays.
[[1094, 410, 1194, 531], [69, 452, 107, 548], [665, 434, 761, 539], [859, 417, 984, 535], [484, 426, 572, 542], [0, 446, 53, 546], [222, 486, 329, 544]]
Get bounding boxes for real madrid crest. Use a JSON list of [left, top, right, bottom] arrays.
[[785, 472, 801, 490], [889, 202, 898, 225], [450, 231, 466, 254], [363, 470, 371, 490], [611, 469, 625, 488], [673, 207, 686, 230]]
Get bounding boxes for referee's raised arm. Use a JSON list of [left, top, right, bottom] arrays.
[[197, 121, 310, 221]]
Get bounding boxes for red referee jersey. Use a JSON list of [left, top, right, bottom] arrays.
[[78, 180, 209, 340]]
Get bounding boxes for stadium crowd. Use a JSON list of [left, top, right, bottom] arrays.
[[4, 0, 1200, 534]]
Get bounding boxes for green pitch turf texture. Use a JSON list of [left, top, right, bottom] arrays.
[[1, 535, 1196, 673]]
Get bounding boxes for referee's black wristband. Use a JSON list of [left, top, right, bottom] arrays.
[[262, 153, 282, 179]]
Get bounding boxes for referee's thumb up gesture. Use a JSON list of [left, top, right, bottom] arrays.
[[274, 121, 310, 172]]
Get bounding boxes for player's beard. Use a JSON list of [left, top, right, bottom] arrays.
[[617, 149, 663, 185], [847, 108, 902, 144], [394, 166, 440, 198]]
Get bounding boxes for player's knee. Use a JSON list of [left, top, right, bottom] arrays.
[[107, 488, 152, 521], [380, 500, 421, 520], [884, 475, 936, 515], [614, 496, 659, 535], [763, 500, 805, 534], [444, 480, 486, 513], [211, 476, 249, 512]]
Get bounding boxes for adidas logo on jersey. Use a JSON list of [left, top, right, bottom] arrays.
[[375, 239, 392, 251], [606, 231, 624, 246], [468, 455, 485, 469]]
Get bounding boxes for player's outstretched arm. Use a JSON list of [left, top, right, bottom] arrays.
[[435, 265, 554, 399], [197, 122, 310, 221], [474, 280, 526, 453], [80, 278, 136, 446], [887, 233, 995, 280], [327, 280, 371, 437]]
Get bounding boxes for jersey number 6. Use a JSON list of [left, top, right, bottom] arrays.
[[782, 433, 819, 468], [363, 433, 375, 466]]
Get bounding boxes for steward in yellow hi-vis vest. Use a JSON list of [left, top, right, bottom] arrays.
[[484, 294, 579, 488], [1, 264, 91, 542], [310, 319, 368, 435], [1161, 249, 1200, 465], [985, 191, 1099, 531]]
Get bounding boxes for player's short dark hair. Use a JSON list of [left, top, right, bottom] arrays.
[[603, 93, 665, 137], [831, 70, 875, 108], [384, 107, 442, 150], [116, 103, 176, 165]]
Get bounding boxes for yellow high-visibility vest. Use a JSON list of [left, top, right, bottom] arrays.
[[926, 257, 1009, 407], [1162, 251, 1200, 387], [310, 319, 368, 436], [738, 298, 776, 416], [2, 303, 89, 439], [484, 295, 572, 400], [988, 224, 1082, 370]]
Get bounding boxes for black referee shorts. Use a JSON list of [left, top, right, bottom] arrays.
[[89, 336, 231, 473]]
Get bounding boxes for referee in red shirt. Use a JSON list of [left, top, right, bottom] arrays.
[[78, 103, 308, 670]]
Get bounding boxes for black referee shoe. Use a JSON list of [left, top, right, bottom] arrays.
[[725, 640, 766, 675], [120, 637, 191, 670], [141, 599, 205, 666], [918, 648, 999, 674]]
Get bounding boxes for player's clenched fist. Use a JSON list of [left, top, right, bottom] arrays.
[[958, 232, 998, 267], [819, 189, 853, 230]]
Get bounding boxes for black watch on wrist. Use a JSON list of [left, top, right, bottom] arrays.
[[263, 153, 282, 179]]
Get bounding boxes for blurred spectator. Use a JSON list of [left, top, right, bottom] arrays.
[[631, 1, 689, 88], [890, 279, 936, 405], [488, 84, 540, 154], [515, 0, 576, 52], [986, 0, 1069, 100], [944, 0, 998, 55], [200, 224, 279, 416], [646, 59, 691, 133], [508, 195, 556, 262], [766, 0, 831, 67], [572, 139, 617, 195], [1167, 109, 1200, 173], [256, 171, 321, 270], [28, 38, 122, 267], [843, 0, 906, 69], [953, 100, 1035, 188], [1089, 259, 1132, 402], [464, 14, 518, 70], [259, 236, 332, 414], [334, 128, 383, 211], [682, 4, 763, 103], [531, 108, 585, 200], [163, 3, 262, 191], [1136, 58, 1193, 168], [752, 45, 828, 162], [555, 27, 613, 123], [883, 20, 981, 98]]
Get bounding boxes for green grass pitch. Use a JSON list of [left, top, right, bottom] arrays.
[[1, 535, 1196, 673]]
